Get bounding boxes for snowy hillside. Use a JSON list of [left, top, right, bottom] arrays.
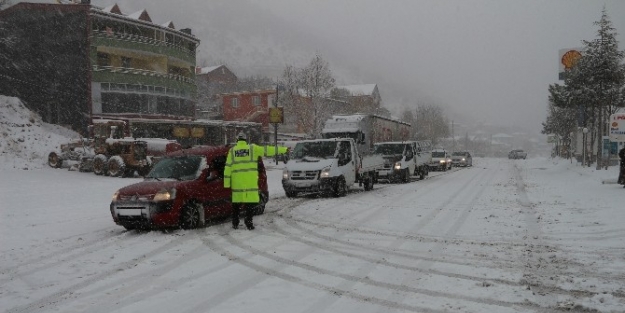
[[0, 95, 80, 170]]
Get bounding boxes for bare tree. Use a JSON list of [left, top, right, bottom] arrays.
[[413, 104, 449, 146], [280, 54, 335, 137], [298, 54, 335, 137], [400, 107, 416, 139], [278, 65, 302, 132]]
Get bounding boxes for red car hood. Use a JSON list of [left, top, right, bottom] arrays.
[[117, 179, 181, 199]]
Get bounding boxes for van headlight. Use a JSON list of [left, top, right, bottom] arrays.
[[394, 162, 401, 170], [153, 188, 176, 201], [440, 160, 446, 163], [320, 167, 331, 178], [282, 169, 289, 179], [111, 190, 120, 202]]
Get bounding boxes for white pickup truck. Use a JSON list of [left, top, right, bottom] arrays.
[[281, 138, 382, 197], [374, 141, 430, 182]]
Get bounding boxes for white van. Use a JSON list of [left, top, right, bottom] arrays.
[[429, 149, 452, 171]]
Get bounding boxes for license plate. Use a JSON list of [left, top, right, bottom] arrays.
[[117, 208, 142, 216]]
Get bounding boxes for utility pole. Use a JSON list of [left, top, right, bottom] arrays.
[[451, 120, 455, 152], [274, 80, 279, 165]]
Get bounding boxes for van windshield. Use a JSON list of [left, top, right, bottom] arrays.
[[292, 142, 338, 159], [432, 151, 446, 158], [374, 144, 405, 155], [146, 155, 203, 181]]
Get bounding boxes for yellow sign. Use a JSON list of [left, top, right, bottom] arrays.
[[173, 127, 190, 137], [269, 107, 284, 124], [561, 50, 582, 69], [191, 127, 205, 138]]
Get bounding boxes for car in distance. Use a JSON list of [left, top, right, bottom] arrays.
[[451, 151, 473, 167], [508, 149, 527, 160], [429, 149, 452, 171], [109, 146, 269, 230]]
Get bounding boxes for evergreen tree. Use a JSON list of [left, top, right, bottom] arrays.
[[582, 8, 624, 168], [543, 8, 624, 166]]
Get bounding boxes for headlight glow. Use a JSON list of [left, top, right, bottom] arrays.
[[282, 169, 289, 179], [440, 160, 445, 163], [320, 167, 331, 178], [153, 188, 176, 201], [111, 190, 119, 202], [394, 162, 401, 170]]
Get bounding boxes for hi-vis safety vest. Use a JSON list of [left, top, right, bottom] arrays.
[[224, 140, 288, 203]]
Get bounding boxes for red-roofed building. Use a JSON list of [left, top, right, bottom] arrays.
[[221, 89, 276, 141]]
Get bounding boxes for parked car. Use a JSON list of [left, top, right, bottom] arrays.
[[508, 149, 527, 160], [429, 149, 452, 171], [109, 146, 269, 230], [451, 151, 473, 167]]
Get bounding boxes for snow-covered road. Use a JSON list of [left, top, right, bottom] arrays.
[[1, 157, 624, 313]]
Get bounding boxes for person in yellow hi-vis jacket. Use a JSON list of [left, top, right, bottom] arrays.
[[224, 131, 288, 230]]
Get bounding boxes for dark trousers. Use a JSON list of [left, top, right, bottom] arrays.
[[232, 203, 254, 227], [618, 161, 625, 185]]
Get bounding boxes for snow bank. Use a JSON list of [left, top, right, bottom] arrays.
[[0, 95, 80, 170]]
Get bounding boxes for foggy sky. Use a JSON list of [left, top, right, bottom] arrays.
[[13, 0, 625, 134], [252, 0, 625, 134]]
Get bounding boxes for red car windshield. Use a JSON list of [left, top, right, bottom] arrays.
[[146, 155, 203, 181]]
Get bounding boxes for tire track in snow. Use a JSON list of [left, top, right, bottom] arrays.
[[5, 232, 195, 313], [0, 227, 121, 273], [217, 169, 554, 312], [269, 217, 527, 287], [512, 163, 625, 310], [0, 229, 135, 286], [272, 201, 607, 302], [208, 232, 536, 312]]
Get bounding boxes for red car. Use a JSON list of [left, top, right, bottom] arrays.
[[110, 146, 269, 230]]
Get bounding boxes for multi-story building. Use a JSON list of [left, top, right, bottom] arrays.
[[221, 89, 276, 141], [0, 2, 199, 135], [331, 84, 382, 114], [196, 65, 238, 120]]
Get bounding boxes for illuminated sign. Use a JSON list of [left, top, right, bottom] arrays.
[[173, 127, 190, 137], [191, 127, 205, 138], [558, 47, 583, 80], [609, 113, 625, 141], [269, 107, 284, 124]]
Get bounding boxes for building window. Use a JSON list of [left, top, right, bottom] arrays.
[[231, 97, 239, 108], [97, 53, 110, 67], [121, 57, 131, 68], [252, 96, 261, 106]]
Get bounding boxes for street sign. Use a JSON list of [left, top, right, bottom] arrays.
[[547, 134, 557, 143], [269, 107, 284, 124], [609, 113, 625, 142]]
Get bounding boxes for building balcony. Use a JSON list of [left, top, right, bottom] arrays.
[[91, 30, 196, 64], [91, 65, 196, 95]]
